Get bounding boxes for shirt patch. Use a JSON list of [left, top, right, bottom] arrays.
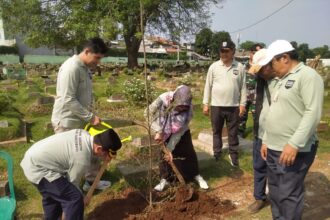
[[285, 80, 295, 89], [233, 69, 239, 75]]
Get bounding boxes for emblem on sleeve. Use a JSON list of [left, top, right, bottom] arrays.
[[285, 80, 295, 89], [233, 69, 239, 75]]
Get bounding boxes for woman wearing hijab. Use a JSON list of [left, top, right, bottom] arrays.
[[145, 85, 209, 191]]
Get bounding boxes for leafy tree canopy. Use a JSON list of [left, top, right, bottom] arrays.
[[240, 41, 266, 51], [195, 27, 213, 56], [1, 0, 223, 68]]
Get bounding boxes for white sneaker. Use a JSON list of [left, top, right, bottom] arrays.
[[154, 179, 169, 192], [83, 180, 111, 192], [195, 175, 209, 189]]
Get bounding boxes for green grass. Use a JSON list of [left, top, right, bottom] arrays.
[[0, 143, 44, 217]]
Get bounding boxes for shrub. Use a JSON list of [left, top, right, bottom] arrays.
[[0, 93, 14, 113], [123, 77, 155, 106]]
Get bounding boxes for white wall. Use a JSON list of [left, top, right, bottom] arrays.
[[0, 18, 16, 46]]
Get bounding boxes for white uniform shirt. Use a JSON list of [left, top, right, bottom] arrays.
[[203, 59, 247, 107]]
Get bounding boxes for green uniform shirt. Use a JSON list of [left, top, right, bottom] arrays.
[[263, 62, 324, 152], [20, 129, 93, 188], [203, 59, 247, 107]]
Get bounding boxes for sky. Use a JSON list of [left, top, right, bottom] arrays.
[[209, 0, 330, 48]]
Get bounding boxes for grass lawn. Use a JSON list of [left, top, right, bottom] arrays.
[[0, 68, 330, 219]]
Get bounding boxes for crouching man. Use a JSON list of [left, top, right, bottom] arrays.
[[20, 128, 122, 220]]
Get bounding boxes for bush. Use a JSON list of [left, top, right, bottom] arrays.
[[123, 77, 155, 106], [0, 93, 15, 113], [0, 117, 22, 141]]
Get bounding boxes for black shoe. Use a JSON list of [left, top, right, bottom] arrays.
[[247, 199, 268, 213], [214, 153, 222, 162]]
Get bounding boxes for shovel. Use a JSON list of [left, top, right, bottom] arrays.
[[83, 122, 132, 206], [161, 144, 194, 203], [84, 156, 112, 206]]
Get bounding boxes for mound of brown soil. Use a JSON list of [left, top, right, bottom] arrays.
[[87, 187, 235, 220], [138, 190, 235, 220], [87, 188, 148, 220]]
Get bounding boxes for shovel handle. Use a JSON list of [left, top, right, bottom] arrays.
[[84, 157, 112, 206], [161, 144, 185, 185]]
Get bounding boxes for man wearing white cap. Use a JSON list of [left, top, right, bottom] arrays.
[[260, 40, 324, 219], [202, 39, 247, 167], [246, 49, 277, 213]]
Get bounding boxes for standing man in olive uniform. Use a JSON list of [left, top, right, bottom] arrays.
[[260, 40, 324, 220], [203, 40, 247, 167], [238, 44, 263, 137]]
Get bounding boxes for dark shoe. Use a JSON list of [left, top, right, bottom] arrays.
[[228, 154, 239, 167], [214, 153, 222, 162], [247, 199, 268, 214]]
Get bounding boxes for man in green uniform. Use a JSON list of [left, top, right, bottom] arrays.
[[260, 40, 324, 220]]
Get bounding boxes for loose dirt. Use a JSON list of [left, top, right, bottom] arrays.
[[86, 153, 330, 220], [87, 186, 236, 220]]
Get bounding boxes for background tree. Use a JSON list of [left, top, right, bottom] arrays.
[[195, 27, 213, 56], [210, 31, 231, 59], [240, 41, 255, 51], [240, 41, 266, 51], [0, 0, 223, 68], [297, 43, 314, 62], [312, 45, 330, 58]]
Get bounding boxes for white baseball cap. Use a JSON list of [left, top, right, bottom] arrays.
[[259, 40, 295, 65], [248, 49, 267, 74]]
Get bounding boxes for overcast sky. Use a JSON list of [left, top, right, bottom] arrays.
[[209, 0, 330, 48]]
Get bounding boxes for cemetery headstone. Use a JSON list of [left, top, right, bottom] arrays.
[[107, 94, 127, 103], [37, 96, 55, 105]]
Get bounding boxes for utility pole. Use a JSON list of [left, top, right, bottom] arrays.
[[176, 45, 180, 63]]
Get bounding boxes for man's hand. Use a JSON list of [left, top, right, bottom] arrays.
[[154, 132, 163, 144], [279, 144, 298, 166], [239, 105, 246, 117], [90, 115, 101, 125], [203, 104, 209, 116], [261, 144, 267, 161], [164, 151, 173, 163]]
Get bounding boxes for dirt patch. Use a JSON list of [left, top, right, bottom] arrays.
[[138, 191, 235, 220], [87, 154, 330, 220], [87, 188, 148, 220], [87, 187, 235, 220]]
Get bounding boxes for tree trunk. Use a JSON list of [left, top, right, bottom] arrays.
[[124, 35, 141, 69]]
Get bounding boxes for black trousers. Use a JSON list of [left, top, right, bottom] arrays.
[[266, 143, 318, 220], [253, 138, 267, 200], [159, 130, 199, 182], [238, 100, 254, 135], [36, 177, 84, 220], [211, 106, 239, 157]]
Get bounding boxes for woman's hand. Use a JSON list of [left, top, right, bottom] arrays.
[[154, 132, 163, 144], [164, 151, 173, 163]]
